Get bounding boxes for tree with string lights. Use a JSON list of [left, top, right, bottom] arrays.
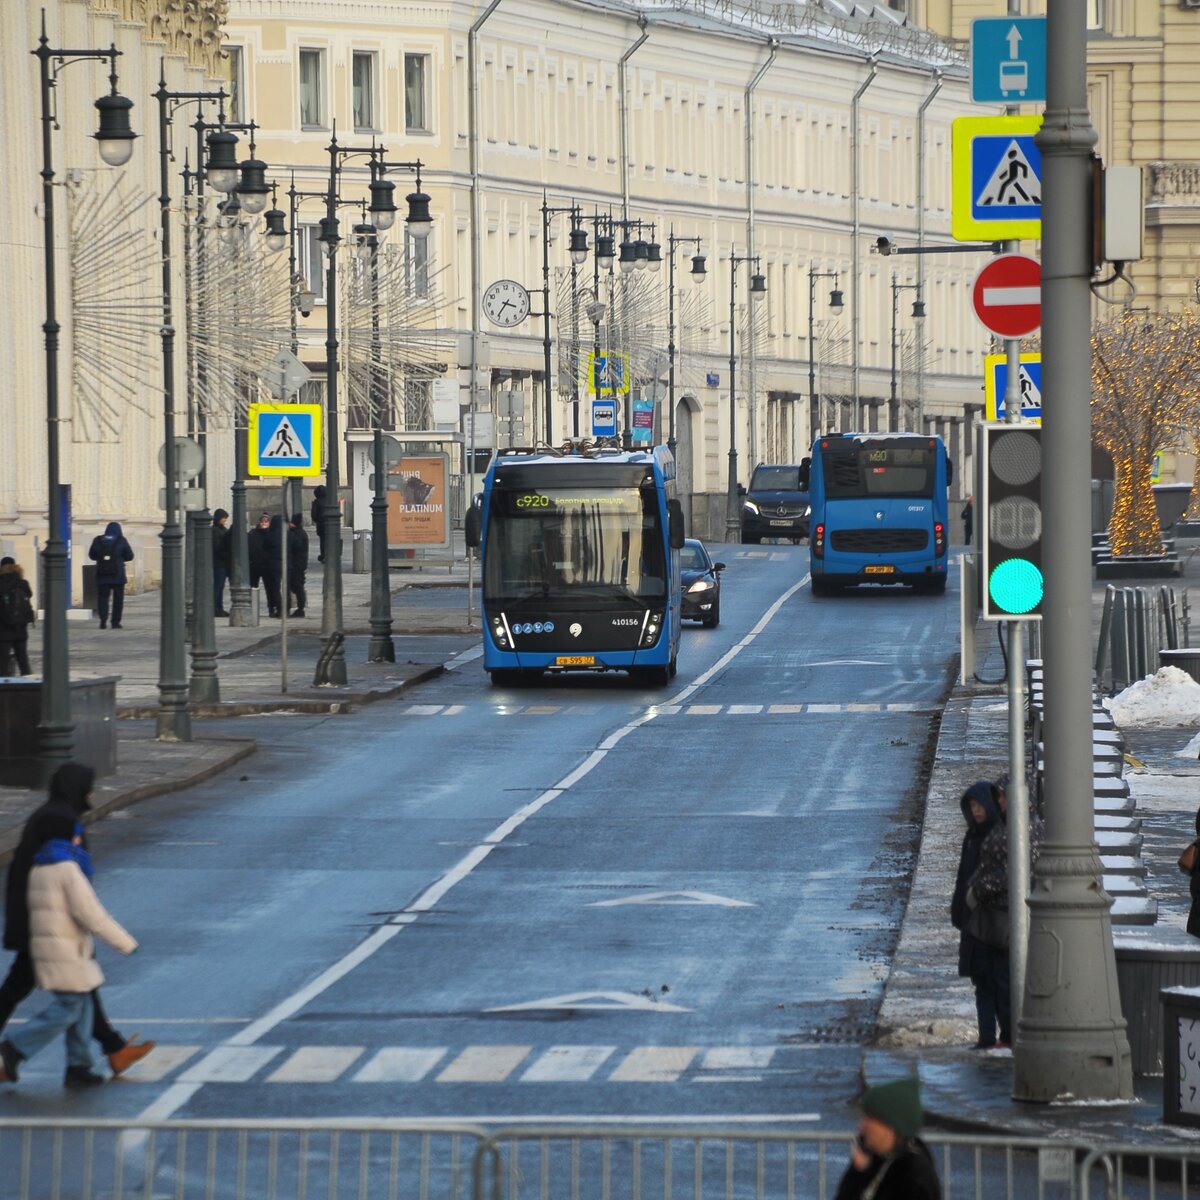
[[1091, 308, 1200, 557]]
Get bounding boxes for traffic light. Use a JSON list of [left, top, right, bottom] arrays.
[[982, 423, 1043, 620]]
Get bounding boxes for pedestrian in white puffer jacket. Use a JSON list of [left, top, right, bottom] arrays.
[[0, 819, 137, 1088]]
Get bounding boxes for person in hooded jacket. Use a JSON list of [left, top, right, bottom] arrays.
[[87, 521, 134, 629], [0, 814, 137, 1087], [212, 508, 232, 617], [0, 556, 35, 676], [0, 763, 154, 1076], [261, 514, 285, 618], [951, 780, 1006, 1048], [834, 1076, 941, 1200], [287, 513, 309, 618]]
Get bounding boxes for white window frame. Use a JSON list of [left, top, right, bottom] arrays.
[[406, 229, 430, 299], [405, 52, 431, 133], [298, 224, 326, 305], [299, 47, 326, 129], [222, 46, 245, 124], [352, 50, 379, 132]]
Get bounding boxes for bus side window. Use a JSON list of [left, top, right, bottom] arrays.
[[946, 455, 954, 488], [667, 498, 685, 549]]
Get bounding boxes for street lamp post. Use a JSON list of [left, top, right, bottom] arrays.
[[725, 251, 766, 542], [540, 196, 586, 447], [154, 70, 242, 740], [889, 276, 926, 432], [580, 213, 615, 443], [665, 232, 706, 457], [31, 20, 135, 779], [806, 269, 843, 440]]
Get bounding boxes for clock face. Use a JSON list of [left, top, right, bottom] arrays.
[[483, 279, 530, 328], [1181, 1017, 1200, 1115]]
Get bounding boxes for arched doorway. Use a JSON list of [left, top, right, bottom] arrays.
[[675, 393, 700, 534]]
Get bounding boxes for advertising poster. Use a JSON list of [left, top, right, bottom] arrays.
[[387, 454, 450, 548]]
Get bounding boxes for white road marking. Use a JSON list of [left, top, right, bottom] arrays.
[[524, 705, 560, 714], [702, 1047, 776, 1069], [728, 704, 763, 714], [178, 1045, 282, 1084], [436, 1045, 530, 1083], [609, 1047, 698, 1082], [520, 1046, 615, 1082], [119, 1044, 201, 1082], [444, 644, 484, 670], [266, 1046, 364, 1083], [443, 704, 465, 715], [846, 703, 880, 713], [767, 704, 804, 714], [687, 704, 721, 715], [353, 1047, 446, 1082], [805, 704, 841, 713], [488, 991, 691, 1013], [136, 573, 810, 1123], [589, 891, 755, 909], [405, 704, 444, 716]]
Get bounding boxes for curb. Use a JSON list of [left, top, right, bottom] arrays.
[[115, 663, 447, 719], [0, 736, 257, 869]]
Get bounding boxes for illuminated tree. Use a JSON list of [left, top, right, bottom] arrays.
[[1091, 309, 1200, 556]]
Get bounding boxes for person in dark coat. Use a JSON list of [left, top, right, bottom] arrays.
[[0, 557, 35, 676], [247, 512, 271, 593], [212, 509, 231, 617], [1185, 807, 1200, 940], [0, 762, 154, 1077], [951, 780, 1004, 1048], [287, 513, 309, 619], [310, 486, 327, 564], [835, 1076, 941, 1200], [961, 495, 974, 546], [261, 515, 285, 619], [87, 522, 134, 629]]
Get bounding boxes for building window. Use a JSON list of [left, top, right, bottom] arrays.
[[405, 53, 429, 132], [299, 48, 325, 128], [407, 229, 429, 299], [298, 224, 326, 304], [353, 51, 378, 131], [1087, 0, 1104, 29], [222, 46, 244, 123]]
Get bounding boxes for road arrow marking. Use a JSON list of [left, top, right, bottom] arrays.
[[588, 891, 755, 908], [487, 992, 692, 1013]]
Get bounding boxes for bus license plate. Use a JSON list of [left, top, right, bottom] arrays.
[[769, 519, 793, 527], [864, 565, 895, 575], [555, 655, 596, 666]]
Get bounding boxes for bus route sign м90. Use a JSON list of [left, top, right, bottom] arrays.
[[982, 423, 1043, 621]]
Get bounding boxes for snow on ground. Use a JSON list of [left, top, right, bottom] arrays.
[[1105, 666, 1200, 728], [1127, 768, 1200, 811]]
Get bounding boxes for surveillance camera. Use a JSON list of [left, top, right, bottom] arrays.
[[874, 236, 893, 256], [586, 301, 607, 323]]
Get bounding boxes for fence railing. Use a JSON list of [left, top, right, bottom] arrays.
[[6, 1120, 1200, 1200], [1095, 584, 1189, 692]]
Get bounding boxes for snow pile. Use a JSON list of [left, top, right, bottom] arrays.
[[1105, 666, 1200, 728], [1181, 730, 1200, 759]]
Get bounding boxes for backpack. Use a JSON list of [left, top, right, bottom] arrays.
[[0, 582, 32, 632]]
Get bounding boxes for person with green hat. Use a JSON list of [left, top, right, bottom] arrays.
[[835, 1075, 941, 1199]]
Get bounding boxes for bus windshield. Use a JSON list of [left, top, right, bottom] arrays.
[[485, 486, 667, 607], [821, 445, 936, 499]]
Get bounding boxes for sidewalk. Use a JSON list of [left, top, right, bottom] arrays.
[[874, 546, 1200, 1145], [0, 549, 481, 864]]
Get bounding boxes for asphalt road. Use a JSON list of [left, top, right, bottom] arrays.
[[0, 545, 959, 1135]]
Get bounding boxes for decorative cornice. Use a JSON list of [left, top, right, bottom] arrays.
[[98, 0, 229, 75], [1147, 160, 1200, 206]]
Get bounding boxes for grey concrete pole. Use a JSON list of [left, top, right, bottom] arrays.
[[725, 256, 741, 542], [1013, 0, 1132, 1102], [188, 509, 219, 702], [229, 425, 252, 625], [366, 233, 395, 663]]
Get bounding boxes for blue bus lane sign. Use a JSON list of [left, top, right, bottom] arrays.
[[984, 353, 1042, 423], [951, 114, 1043, 241], [249, 402, 323, 477], [970, 16, 1046, 104]]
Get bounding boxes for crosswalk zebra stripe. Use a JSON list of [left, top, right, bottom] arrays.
[[267, 1046, 365, 1083], [701, 1047, 775, 1069], [436, 1045, 532, 1083], [121, 1043, 201, 1082], [520, 1046, 616, 1082], [727, 705, 764, 715], [686, 705, 721, 715], [767, 704, 804, 714], [608, 1047, 698, 1083], [179, 1045, 283, 1084], [352, 1047, 447, 1082]]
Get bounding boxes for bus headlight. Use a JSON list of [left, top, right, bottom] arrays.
[[492, 616, 510, 647], [688, 579, 714, 593], [742, 500, 759, 516], [641, 613, 663, 646]]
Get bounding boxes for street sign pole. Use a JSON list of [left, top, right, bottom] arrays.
[[1013, 0, 1134, 1103]]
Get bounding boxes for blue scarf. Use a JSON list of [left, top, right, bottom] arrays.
[[33, 835, 93, 879]]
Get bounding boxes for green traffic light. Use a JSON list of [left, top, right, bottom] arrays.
[[989, 558, 1044, 614]]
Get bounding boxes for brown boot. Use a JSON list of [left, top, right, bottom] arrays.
[[108, 1035, 156, 1076]]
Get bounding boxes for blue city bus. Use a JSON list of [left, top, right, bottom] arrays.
[[807, 432, 952, 595], [465, 445, 686, 686]]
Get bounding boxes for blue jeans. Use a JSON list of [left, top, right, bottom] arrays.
[[213, 566, 228, 612], [7, 989, 95, 1070]]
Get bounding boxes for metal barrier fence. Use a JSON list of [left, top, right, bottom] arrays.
[[0, 1120, 488, 1200], [5, 1120, 1200, 1199], [1095, 585, 1187, 692], [471, 1126, 1089, 1200]]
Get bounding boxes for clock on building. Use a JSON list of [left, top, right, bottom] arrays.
[[1180, 1016, 1200, 1117], [482, 279, 531, 328]]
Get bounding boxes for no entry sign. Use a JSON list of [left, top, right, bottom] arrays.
[[971, 253, 1041, 338]]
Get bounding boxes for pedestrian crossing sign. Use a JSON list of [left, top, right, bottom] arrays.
[[248, 402, 323, 477], [951, 115, 1043, 241], [983, 353, 1042, 423]]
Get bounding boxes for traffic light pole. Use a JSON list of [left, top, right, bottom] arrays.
[[1013, 0, 1133, 1102]]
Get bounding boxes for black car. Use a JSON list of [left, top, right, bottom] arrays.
[[740, 461, 811, 544], [680, 538, 724, 627]]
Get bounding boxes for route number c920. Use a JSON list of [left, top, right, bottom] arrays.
[[515, 493, 550, 508]]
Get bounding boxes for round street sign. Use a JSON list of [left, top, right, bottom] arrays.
[[971, 253, 1041, 338]]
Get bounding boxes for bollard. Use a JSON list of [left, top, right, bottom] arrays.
[[352, 530, 369, 574]]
